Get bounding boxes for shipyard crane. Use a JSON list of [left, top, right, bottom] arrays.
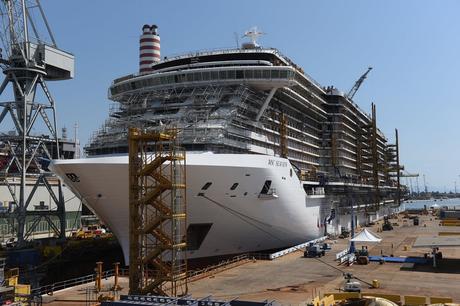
[[400, 171, 419, 178], [347, 67, 372, 100], [400, 171, 419, 196], [0, 0, 74, 245]]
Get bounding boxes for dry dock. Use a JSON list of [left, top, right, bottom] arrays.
[[43, 212, 460, 305]]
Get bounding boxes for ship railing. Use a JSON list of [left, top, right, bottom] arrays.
[[187, 252, 270, 281], [31, 268, 128, 297], [157, 47, 281, 67]]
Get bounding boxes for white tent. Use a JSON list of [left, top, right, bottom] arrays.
[[350, 228, 382, 243]]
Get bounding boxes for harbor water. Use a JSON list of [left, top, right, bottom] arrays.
[[404, 198, 460, 210]]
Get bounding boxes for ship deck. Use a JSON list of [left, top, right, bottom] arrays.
[[42, 212, 460, 305]]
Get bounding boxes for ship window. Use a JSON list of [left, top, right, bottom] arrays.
[[219, 71, 226, 79], [271, 70, 280, 78], [187, 223, 213, 250], [260, 180, 272, 194], [263, 70, 270, 79], [201, 182, 212, 190], [186, 73, 193, 82], [211, 71, 219, 79], [227, 70, 235, 79], [254, 70, 261, 78], [202, 71, 210, 81], [230, 183, 239, 190], [280, 70, 288, 78], [245, 70, 253, 78], [193, 72, 201, 81], [236, 70, 244, 79]]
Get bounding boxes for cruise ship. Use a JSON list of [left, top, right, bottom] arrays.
[[51, 26, 403, 264]]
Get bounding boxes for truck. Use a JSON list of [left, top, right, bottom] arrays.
[[304, 244, 326, 258]]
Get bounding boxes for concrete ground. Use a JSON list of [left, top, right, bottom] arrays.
[[188, 214, 460, 305], [44, 212, 460, 305]]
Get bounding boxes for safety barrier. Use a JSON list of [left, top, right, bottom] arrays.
[[429, 296, 453, 304], [404, 295, 427, 305], [31, 268, 128, 297], [187, 254, 252, 281], [361, 293, 401, 304], [269, 236, 327, 259], [335, 249, 349, 260], [339, 253, 355, 265], [321, 292, 452, 305]]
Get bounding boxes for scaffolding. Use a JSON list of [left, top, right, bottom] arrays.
[[128, 127, 187, 296], [385, 129, 403, 206], [279, 112, 288, 158], [359, 103, 380, 214]]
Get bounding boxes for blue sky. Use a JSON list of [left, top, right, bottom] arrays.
[[35, 0, 460, 191]]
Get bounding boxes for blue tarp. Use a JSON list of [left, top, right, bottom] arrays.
[[368, 256, 429, 264]]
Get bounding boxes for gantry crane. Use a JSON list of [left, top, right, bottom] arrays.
[[400, 171, 419, 195], [0, 0, 74, 245]]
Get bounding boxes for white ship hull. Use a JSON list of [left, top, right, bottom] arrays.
[[51, 153, 327, 264]]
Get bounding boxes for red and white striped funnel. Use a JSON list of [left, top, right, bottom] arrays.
[[139, 24, 160, 74]]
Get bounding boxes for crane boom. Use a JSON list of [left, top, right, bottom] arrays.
[[400, 171, 419, 178], [347, 67, 373, 100]]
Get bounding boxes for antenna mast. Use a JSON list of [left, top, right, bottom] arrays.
[[243, 26, 264, 47]]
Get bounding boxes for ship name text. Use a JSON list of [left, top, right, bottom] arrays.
[[268, 159, 288, 167]]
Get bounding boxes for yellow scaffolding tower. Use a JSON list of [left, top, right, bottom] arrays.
[[128, 127, 187, 296], [279, 112, 288, 159]]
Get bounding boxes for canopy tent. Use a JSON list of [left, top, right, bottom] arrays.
[[350, 228, 382, 243]]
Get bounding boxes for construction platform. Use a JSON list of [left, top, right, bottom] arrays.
[[40, 212, 460, 305]]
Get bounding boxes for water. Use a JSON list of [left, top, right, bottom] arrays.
[[403, 198, 460, 210]]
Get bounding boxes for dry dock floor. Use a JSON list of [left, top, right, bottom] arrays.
[[45, 213, 460, 305]]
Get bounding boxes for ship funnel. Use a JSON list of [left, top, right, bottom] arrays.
[[139, 24, 160, 74]]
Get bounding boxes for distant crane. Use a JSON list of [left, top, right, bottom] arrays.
[[400, 171, 419, 178], [347, 67, 373, 100], [423, 174, 428, 193], [400, 171, 419, 195]]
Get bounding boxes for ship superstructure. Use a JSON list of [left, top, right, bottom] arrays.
[[52, 26, 403, 263], [86, 25, 400, 208]]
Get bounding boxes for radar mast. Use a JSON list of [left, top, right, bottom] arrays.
[[242, 26, 265, 48]]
